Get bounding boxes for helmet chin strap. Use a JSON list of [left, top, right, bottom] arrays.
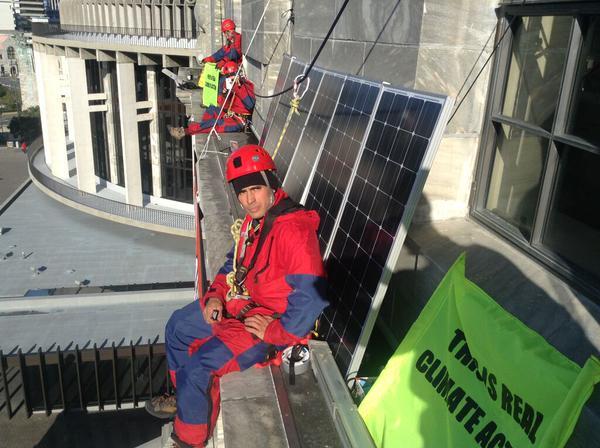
[[260, 171, 270, 187], [268, 189, 275, 208]]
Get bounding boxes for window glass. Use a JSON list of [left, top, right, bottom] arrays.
[[485, 124, 548, 239], [502, 16, 572, 130], [138, 121, 152, 195], [135, 65, 148, 102], [90, 111, 109, 180], [86, 60, 103, 94], [543, 145, 600, 279], [569, 16, 600, 145]]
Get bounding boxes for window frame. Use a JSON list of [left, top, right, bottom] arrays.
[[472, 2, 600, 297]]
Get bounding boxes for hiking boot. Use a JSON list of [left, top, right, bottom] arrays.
[[167, 125, 186, 140], [145, 394, 177, 419]]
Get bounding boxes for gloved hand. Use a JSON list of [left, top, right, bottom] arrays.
[[201, 56, 214, 63]]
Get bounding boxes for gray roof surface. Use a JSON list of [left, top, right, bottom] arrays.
[[0, 289, 192, 353], [0, 183, 195, 297]]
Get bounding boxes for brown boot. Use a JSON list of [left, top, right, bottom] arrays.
[[145, 393, 177, 419], [167, 125, 186, 140]]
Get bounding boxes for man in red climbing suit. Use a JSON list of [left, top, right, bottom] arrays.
[[201, 18, 242, 69], [168, 61, 255, 139], [146, 145, 328, 447]]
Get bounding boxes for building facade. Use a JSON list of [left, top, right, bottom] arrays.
[[0, 34, 19, 77], [32, 0, 599, 373]]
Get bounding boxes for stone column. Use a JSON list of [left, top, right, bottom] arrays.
[[41, 51, 69, 179], [147, 67, 162, 198], [163, 4, 173, 36], [102, 65, 120, 185], [65, 56, 96, 193], [33, 45, 52, 168], [116, 62, 143, 206]]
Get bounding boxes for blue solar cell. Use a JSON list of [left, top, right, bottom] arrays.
[[260, 59, 451, 376]]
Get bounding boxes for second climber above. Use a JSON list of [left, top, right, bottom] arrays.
[[201, 18, 242, 68], [168, 61, 255, 139]]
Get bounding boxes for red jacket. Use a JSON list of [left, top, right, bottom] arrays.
[[202, 189, 328, 347], [220, 78, 255, 116], [204, 31, 243, 67]]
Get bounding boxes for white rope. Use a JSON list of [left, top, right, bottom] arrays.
[[198, 0, 273, 160]]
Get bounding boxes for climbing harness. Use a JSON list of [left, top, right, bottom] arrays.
[[225, 218, 251, 300], [224, 197, 303, 312], [272, 75, 310, 160]]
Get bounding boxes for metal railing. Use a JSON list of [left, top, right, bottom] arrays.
[[28, 146, 194, 232], [0, 341, 170, 418], [32, 22, 197, 39]]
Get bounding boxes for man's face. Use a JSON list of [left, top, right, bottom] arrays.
[[225, 75, 235, 91], [238, 185, 273, 219]]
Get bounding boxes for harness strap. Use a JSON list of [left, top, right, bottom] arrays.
[[234, 197, 303, 288]]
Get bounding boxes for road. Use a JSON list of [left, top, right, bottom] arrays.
[[0, 146, 28, 205]]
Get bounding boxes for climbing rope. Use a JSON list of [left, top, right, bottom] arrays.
[[225, 218, 248, 299], [272, 74, 310, 160], [199, 0, 274, 160]]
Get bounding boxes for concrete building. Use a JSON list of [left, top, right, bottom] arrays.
[[28, 0, 600, 441], [13, 0, 46, 21], [0, 34, 19, 77], [0, 0, 15, 31]]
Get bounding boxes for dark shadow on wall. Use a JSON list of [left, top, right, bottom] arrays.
[[361, 196, 600, 447]]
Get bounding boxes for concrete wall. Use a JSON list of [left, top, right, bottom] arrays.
[[0, 1, 15, 30], [14, 34, 39, 109], [244, 0, 497, 221]]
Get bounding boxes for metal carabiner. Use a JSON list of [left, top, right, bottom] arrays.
[[293, 74, 310, 101]]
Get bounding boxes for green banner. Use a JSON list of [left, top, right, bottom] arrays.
[[202, 63, 219, 107], [359, 254, 600, 448]]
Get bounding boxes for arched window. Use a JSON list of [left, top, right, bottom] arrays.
[[6, 47, 15, 60]]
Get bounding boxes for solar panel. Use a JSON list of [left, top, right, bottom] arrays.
[[283, 70, 344, 202], [256, 57, 452, 377], [269, 64, 320, 184], [319, 88, 452, 375], [304, 79, 381, 253], [259, 56, 291, 147], [261, 58, 306, 177]]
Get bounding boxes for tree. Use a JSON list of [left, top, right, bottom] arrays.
[[9, 108, 41, 143]]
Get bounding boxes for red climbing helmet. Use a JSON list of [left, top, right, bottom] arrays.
[[221, 61, 238, 77], [221, 19, 236, 32], [226, 145, 276, 183]]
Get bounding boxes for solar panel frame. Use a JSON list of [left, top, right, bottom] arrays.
[[283, 69, 346, 202], [335, 87, 454, 376], [260, 57, 454, 377], [259, 55, 292, 147], [270, 62, 320, 184], [262, 58, 306, 161], [304, 78, 382, 254]]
